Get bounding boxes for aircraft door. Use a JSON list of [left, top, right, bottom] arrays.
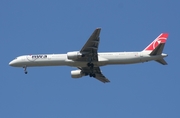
[[138, 52, 143, 57], [138, 52, 143, 62], [26, 55, 36, 62]]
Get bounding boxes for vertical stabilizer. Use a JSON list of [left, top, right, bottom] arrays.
[[143, 33, 168, 51]]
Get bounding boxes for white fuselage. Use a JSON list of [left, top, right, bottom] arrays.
[[9, 51, 167, 68]]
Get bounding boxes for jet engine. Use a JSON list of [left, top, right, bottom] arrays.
[[71, 70, 85, 78], [67, 51, 82, 60]]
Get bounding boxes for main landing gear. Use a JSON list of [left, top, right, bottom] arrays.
[[87, 63, 94, 68], [23, 66, 28, 74], [87, 62, 96, 78], [89, 73, 96, 78]]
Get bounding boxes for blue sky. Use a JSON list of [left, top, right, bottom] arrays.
[[1, 0, 180, 118]]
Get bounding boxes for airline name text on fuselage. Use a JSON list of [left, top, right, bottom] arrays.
[[32, 55, 47, 59]]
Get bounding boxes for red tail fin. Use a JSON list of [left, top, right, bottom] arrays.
[[143, 33, 168, 51]]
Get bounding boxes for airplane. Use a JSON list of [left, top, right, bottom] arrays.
[[9, 28, 168, 83]]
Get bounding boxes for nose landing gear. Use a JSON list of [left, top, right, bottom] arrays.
[[23, 66, 28, 74]]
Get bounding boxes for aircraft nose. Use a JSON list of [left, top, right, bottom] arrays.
[[9, 60, 15, 66]]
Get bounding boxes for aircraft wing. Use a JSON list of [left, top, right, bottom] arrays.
[[80, 67, 110, 83], [77, 28, 110, 83], [77, 28, 101, 61]]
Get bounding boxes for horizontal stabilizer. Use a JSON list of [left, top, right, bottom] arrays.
[[155, 59, 168, 65]]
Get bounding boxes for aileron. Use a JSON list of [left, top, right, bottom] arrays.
[[95, 73, 110, 83]]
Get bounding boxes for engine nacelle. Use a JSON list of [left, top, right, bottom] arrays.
[[67, 51, 82, 60], [71, 70, 85, 78]]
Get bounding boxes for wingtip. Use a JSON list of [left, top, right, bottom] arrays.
[[96, 27, 101, 30]]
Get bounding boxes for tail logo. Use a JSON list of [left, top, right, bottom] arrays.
[[153, 38, 166, 49]]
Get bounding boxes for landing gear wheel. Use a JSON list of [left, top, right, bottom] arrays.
[[87, 63, 94, 68], [89, 73, 96, 78], [91, 63, 94, 68], [23, 66, 28, 74], [81, 54, 85, 57], [85, 73, 88, 76], [87, 63, 90, 67]]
